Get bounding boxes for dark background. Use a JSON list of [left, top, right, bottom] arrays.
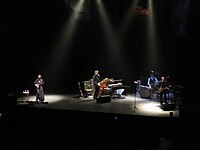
[[1, 0, 198, 104]]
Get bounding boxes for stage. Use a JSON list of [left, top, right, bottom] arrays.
[[17, 93, 179, 118]]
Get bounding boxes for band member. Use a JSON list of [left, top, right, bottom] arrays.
[[92, 70, 102, 100], [158, 76, 169, 105], [34, 74, 45, 102], [147, 71, 159, 98]]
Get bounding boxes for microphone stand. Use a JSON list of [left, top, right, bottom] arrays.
[[130, 81, 140, 112]]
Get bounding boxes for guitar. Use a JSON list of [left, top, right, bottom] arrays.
[[78, 81, 84, 97], [35, 84, 40, 88], [158, 85, 172, 93]]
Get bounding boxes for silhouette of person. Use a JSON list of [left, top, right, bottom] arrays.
[[158, 76, 169, 105], [92, 70, 102, 100], [34, 74, 45, 102]]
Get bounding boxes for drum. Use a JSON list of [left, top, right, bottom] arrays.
[[139, 86, 150, 98]]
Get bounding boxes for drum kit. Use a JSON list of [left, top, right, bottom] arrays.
[[139, 85, 151, 98], [134, 80, 159, 99]]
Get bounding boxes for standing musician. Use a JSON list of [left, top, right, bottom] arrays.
[[158, 76, 169, 105], [92, 70, 102, 100], [34, 74, 45, 102]]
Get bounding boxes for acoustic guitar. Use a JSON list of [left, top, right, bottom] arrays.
[[35, 84, 40, 88]]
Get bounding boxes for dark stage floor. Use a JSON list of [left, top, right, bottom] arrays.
[[0, 93, 200, 150]]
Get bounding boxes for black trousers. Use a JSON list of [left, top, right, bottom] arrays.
[[160, 91, 168, 105], [36, 87, 45, 101], [93, 85, 99, 100]]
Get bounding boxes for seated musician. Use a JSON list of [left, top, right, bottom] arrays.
[[92, 72, 125, 99], [97, 77, 121, 98], [147, 71, 159, 98], [97, 78, 112, 97]]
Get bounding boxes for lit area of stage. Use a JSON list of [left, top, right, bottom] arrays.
[[17, 93, 179, 118]]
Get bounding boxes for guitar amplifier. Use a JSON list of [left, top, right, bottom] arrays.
[[96, 95, 111, 103], [83, 81, 93, 97], [83, 81, 93, 90]]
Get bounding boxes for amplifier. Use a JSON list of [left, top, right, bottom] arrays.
[[161, 103, 175, 111], [96, 95, 111, 103]]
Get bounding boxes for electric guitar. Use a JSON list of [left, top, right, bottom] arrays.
[[158, 85, 172, 93]]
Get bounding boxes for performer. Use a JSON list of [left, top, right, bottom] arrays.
[[158, 76, 169, 105], [34, 74, 45, 102], [147, 70, 159, 98], [92, 70, 102, 100]]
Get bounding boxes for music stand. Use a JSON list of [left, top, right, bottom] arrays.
[[23, 90, 29, 102]]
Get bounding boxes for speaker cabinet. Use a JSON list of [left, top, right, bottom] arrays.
[[161, 103, 175, 111], [96, 95, 111, 103]]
